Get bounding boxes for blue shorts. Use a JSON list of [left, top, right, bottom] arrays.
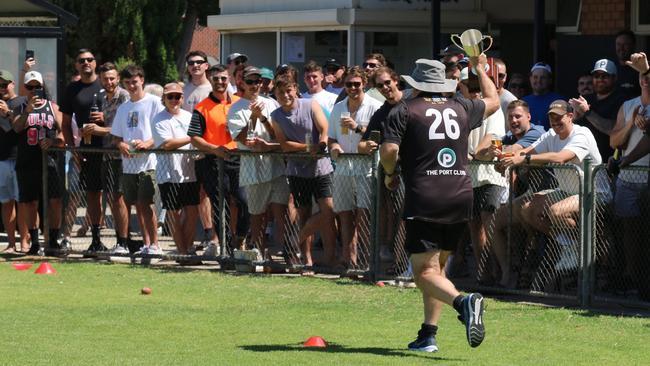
[[0, 160, 18, 203], [614, 179, 646, 218]]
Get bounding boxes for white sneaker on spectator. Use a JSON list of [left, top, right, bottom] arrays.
[[203, 243, 220, 257], [109, 244, 129, 255], [135, 246, 149, 256], [148, 245, 163, 256], [554, 233, 579, 271]]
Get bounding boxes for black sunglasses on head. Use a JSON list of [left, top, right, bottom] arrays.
[[345, 81, 362, 89], [187, 60, 207, 66], [77, 57, 95, 64]]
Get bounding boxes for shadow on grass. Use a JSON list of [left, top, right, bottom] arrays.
[[239, 343, 465, 361]]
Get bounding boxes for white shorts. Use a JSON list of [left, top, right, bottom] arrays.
[[245, 175, 290, 215], [0, 160, 18, 203], [332, 174, 373, 212]]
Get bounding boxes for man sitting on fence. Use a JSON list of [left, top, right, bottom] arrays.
[[499, 100, 602, 271]]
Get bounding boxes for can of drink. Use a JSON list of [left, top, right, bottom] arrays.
[[305, 133, 312, 152]]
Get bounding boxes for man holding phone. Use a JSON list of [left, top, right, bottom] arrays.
[[60, 49, 107, 254]]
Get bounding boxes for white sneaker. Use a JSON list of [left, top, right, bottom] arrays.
[[135, 246, 149, 255], [554, 233, 579, 271], [148, 245, 163, 256], [109, 245, 129, 255], [203, 243, 220, 257]]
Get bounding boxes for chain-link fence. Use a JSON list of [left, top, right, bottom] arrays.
[[30, 148, 650, 308]]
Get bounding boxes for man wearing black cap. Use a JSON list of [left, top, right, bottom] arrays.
[[380, 55, 499, 352], [323, 58, 346, 96]]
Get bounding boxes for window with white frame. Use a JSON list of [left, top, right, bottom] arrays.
[[632, 0, 650, 34]]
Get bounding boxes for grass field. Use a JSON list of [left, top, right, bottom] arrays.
[[0, 261, 648, 366]]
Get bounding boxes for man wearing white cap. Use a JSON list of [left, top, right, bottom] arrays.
[[380, 55, 499, 352], [522, 62, 566, 130], [570, 59, 627, 159]]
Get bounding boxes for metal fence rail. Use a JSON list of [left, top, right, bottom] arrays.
[[32, 147, 650, 308]]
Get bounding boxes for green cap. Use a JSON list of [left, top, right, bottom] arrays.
[[260, 67, 274, 80], [0, 69, 14, 82]]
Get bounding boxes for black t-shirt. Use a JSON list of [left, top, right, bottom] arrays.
[[362, 101, 395, 141], [580, 91, 627, 159], [15, 100, 58, 170], [60, 78, 104, 146], [616, 63, 641, 100], [0, 96, 27, 160], [383, 95, 485, 224]]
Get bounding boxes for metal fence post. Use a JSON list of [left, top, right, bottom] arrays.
[[370, 151, 382, 282], [218, 157, 226, 258], [42, 149, 49, 251], [580, 157, 594, 307]]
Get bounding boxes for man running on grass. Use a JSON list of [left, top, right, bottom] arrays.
[[380, 55, 499, 352]]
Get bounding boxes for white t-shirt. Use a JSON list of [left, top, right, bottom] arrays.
[[329, 95, 382, 176], [182, 82, 212, 112], [620, 97, 650, 183], [366, 87, 387, 103], [111, 93, 164, 174], [302, 89, 338, 118], [499, 89, 518, 129], [227, 95, 285, 186], [532, 124, 603, 195], [152, 109, 196, 184], [468, 107, 507, 188]]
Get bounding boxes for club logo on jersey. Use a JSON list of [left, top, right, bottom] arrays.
[[437, 148, 456, 168]]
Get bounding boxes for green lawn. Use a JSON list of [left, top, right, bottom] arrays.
[[0, 261, 648, 366]]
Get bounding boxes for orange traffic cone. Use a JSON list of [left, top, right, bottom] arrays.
[[34, 262, 56, 275], [12, 263, 33, 271], [303, 336, 327, 348]]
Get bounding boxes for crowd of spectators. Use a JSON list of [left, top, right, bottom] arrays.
[[0, 30, 649, 294]]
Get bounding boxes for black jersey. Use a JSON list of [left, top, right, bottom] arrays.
[[384, 95, 485, 224], [16, 100, 58, 170]]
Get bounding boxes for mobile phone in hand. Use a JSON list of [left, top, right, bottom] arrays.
[[34, 89, 46, 100], [369, 130, 381, 144], [25, 50, 34, 60]]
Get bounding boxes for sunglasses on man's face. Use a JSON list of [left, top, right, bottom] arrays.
[[77, 57, 95, 64], [165, 93, 182, 101], [363, 62, 379, 69], [25, 84, 43, 91], [210, 76, 228, 83], [244, 79, 262, 85], [345, 81, 362, 89], [376, 79, 393, 88], [187, 60, 206, 66]]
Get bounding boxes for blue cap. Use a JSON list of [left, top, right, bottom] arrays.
[[591, 59, 617, 75]]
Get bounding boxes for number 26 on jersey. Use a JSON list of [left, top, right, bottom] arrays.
[[427, 108, 459, 140]]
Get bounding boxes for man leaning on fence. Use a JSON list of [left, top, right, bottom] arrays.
[[227, 66, 288, 257], [380, 56, 498, 352], [499, 100, 604, 272]]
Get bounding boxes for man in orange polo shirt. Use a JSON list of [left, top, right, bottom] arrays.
[[189, 64, 249, 256]]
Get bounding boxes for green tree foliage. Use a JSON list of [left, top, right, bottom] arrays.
[[51, 0, 217, 84]]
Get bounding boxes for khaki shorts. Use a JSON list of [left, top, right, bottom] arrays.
[[245, 176, 290, 215], [332, 174, 373, 212], [121, 170, 157, 204]]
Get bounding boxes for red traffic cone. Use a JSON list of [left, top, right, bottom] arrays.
[[34, 262, 56, 275], [303, 336, 327, 348], [12, 263, 33, 271]]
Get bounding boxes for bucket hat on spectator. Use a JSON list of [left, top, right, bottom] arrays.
[[591, 59, 617, 75], [401, 59, 457, 93], [0, 69, 14, 82], [24, 71, 43, 85]]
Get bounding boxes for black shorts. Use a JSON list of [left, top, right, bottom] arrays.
[[194, 157, 210, 186], [404, 219, 467, 254], [159, 182, 200, 210], [17, 167, 63, 203], [80, 152, 104, 192], [101, 158, 123, 194], [472, 184, 503, 218], [288, 174, 333, 208]]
